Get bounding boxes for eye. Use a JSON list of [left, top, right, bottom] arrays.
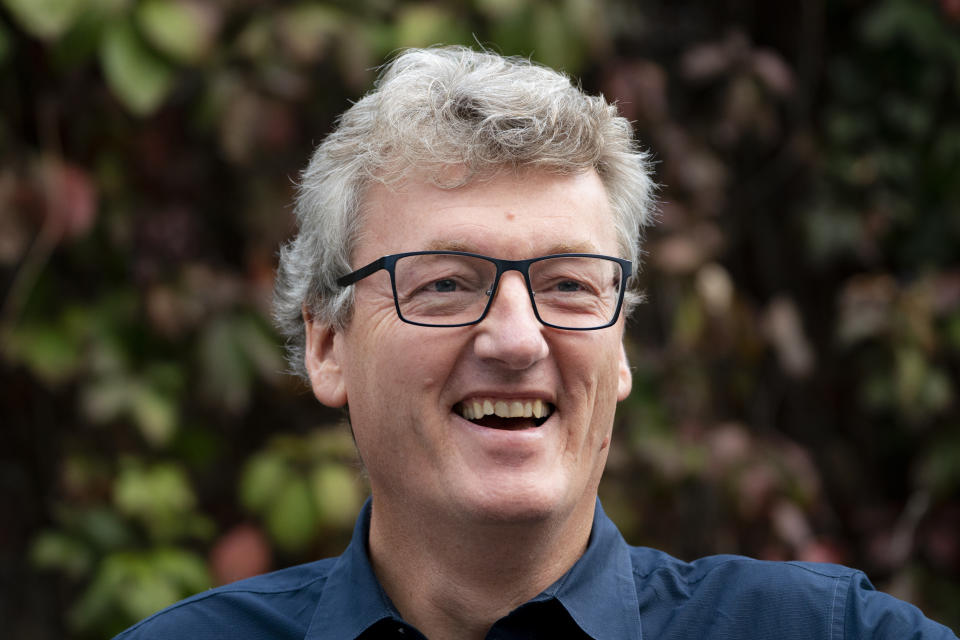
[[555, 280, 584, 293], [431, 278, 458, 292]]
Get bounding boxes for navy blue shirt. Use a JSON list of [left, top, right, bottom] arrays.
[[115, 499, 956, 639]]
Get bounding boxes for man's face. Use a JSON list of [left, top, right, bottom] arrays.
[[305, 169, 632, 524]]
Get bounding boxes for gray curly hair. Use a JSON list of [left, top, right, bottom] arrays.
[[274, 46, 656, 379]]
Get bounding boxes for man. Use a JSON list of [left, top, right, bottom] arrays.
[[116, 46, 956, 639]]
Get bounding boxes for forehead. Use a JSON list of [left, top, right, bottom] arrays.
[[354, 169, 619, 262]]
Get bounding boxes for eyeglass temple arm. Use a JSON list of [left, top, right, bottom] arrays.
[[336, 256, 389, 287]]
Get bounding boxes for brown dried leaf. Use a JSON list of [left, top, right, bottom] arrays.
[[602, 59, 668, 124], [751, 49, 795, 97], [837, 274, 898, 344], [651, 223, 725, 275], [736, 463, 778, 518], [771, 500, 813, 549], [696, 262, 735, 316], [762, 296, 815, 378], [706, 422, 752, 471], [681, 41, 732, 81], [797, 538, 847, 564], [681, 30, 750, 81]]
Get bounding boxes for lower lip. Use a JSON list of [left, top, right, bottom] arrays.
[[453, 411, 553, 442]]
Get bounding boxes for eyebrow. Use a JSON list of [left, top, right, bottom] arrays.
[[423, 240, 599, 255]]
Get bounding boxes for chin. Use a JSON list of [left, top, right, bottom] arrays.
[[457, 478, 579, 525]]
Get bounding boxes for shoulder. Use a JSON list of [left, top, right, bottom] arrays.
[[629, 546, 859, 607], [626, 547, 957, 639], [632, 544, 854, 581], [113, 558, 337, 640]]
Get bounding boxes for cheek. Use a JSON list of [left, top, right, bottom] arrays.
[[384, 341, 450, 399], [344, 323, 461, 419], [582, 341, 625, 429], [581, 338, 625, 393]]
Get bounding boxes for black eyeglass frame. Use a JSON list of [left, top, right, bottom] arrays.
[[336, 250, 633, 330]]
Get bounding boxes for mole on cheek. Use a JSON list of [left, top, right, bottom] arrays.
[[505, 212, 516, 221]]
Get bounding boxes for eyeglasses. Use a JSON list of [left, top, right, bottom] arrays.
[[336, 251, 632, 330]]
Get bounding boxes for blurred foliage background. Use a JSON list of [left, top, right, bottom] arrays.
[[1, 0, 958, 637]]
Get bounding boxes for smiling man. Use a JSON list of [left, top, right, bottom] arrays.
[[115, 46, 956, 640], [309, 169, 633, 638]]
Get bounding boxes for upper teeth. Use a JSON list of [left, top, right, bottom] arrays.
[[459, 398, 550, 421]]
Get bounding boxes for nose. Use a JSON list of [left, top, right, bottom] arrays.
[[473, 272, 549, 370]]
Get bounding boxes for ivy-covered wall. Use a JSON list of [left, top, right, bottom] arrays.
[[2, 1, 958, 637]]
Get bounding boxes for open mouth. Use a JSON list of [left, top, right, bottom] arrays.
[[456, 398, 554, 430]]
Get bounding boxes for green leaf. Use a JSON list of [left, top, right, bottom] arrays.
[[31, 530, 94, 578], [234, 15, 271, 59], [393, 4, 471, 49], [137, 0, 217, 64], [532, 2, 583, 72], [50, 5, 119, 69], [67, 555, 127, 632], [69, 549, 210, 632], [266, 477, 317, 552], [80, 365, 181, 446], [860, 0, 960, 60], [152, 547, 210, 593], [475, 0, 527, 19], [80, 375, 131, 424], [488, 5, 536, 58], [305, 426, 361, 460], [77, 506, 135, 551], [113, 461, 203, 542], [276, 4, 344, 62], [310, 463, 363, 528], [197, 314, 280, 413], [240, 452, 293, 513], [5, 322, 82, 385], [113, 463, 191, 517], [130, 381, 178, 447], [234, 315, 283, 380], [100, 19, 175, 116], [917, 430, 960, 496], [199, 315, 254, 412], [3, 0, 86, 40], [803, 206, 863, 264], [116, 568, 182, 622], [895, 347, 927, 409]]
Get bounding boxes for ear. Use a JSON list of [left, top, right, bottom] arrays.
[[616, 342, 632, 402], [303, 306, 348, 408]]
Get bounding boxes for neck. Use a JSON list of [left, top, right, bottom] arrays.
[[367, 496, 596, 640]]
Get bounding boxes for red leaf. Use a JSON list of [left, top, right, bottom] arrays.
[[209, 523, 272, 586], [43, 160, 98, 241], [942, 0, 960, 21]]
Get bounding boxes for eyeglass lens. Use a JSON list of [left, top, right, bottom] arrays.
[[392, 254, 623, 328]]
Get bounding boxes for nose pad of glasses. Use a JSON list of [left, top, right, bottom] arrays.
[[485, 272, 527, 304]]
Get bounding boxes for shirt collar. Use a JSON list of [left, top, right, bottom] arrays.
[[544, 499, 643, 640], [305, 499, 400, 639], [305, 497, 642, 640]]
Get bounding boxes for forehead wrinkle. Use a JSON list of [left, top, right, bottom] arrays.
[[423, 239, 601, 257]]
